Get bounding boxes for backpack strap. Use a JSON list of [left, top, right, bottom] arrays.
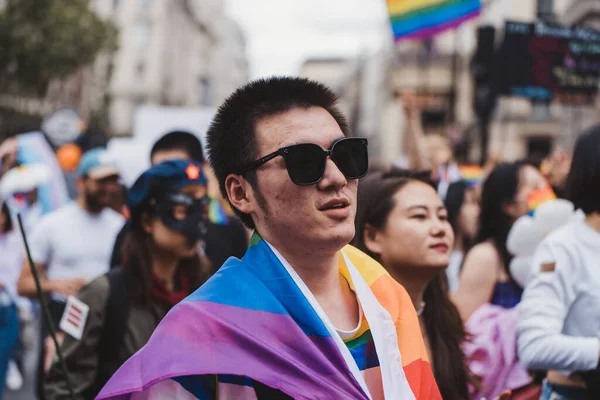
[[88, 268, 130, 399]]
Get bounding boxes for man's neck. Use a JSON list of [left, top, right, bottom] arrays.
[[270, 241, 359, 331], [274, 244, 340, 297]]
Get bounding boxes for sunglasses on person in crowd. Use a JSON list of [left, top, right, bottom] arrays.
[[237, 137, 369, 186]]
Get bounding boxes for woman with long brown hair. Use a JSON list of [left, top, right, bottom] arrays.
[[44, 160, 212, 400], [353, 168, 471, 400]]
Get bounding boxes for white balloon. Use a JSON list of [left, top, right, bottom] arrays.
[[533, 200, 575, 236], [507, 216, 542, 256], [509, 256, 533, 288]]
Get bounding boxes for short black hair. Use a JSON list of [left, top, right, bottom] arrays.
[[565, 125, 600, 215], [206, 76, 349, 229], [150, 131, 204, 164]]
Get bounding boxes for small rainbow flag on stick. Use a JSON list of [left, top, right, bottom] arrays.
[[386, 0, 481, 41], [527, 186, 557, 216], [459, 164, 484, 187]]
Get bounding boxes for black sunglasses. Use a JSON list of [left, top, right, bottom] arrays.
[[237, 137, 369, 186]]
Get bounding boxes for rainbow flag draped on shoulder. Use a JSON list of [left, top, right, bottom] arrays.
[[387, 0, 481, 41], [98, 233, 440, 399]]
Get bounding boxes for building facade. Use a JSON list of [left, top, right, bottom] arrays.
[[90, 0, 248, 135], [384, 0, 600, 164]]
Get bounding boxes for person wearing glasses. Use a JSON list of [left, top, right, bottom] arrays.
[[99, 77, 440, 399]]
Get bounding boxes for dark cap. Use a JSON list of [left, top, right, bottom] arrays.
[[127, 160, 207, 213]]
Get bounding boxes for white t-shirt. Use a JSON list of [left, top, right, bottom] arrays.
[[28, 203, 124, 295], [517, 218, 600, 375]]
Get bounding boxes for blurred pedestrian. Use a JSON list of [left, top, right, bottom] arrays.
[[110, 130, 248, 272], [44, 160, 212, 400], [443, 180, 480, 292], [353, 168, 472, 400], [0, 203, 20, 400], [453, 161, 548, 319], [518, 125, 600, 399], [16, 148, 125, 399]]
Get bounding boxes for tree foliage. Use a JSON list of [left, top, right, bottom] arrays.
[[0, 0, 118, 95]]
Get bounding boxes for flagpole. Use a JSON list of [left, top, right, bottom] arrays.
[[16, 214, 75, 400]]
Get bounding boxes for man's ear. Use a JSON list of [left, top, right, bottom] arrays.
[[225, 174, 255, 215]]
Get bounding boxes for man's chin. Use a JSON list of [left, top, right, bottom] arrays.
[[318, 224, 355, 248]]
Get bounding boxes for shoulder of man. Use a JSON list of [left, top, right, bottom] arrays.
[[101, 207, 126, 224], [33, 203, 74, 229]]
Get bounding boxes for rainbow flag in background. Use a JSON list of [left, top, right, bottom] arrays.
[[387, 0, 481, 41], [98, 234, 440, 399], [459, 164, 484, 187], [527, 186, 557, 216], [208, 197, 228, 225]]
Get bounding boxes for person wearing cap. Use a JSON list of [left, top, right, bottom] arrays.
[[16, 147, 125, 399], [109, 130, 249, 271], [44, 160, 212, 400]]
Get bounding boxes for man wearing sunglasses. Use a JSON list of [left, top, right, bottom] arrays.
[[100, 78, 440, 399]]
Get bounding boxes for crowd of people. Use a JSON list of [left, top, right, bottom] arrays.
[[0, 76, 598, 400]]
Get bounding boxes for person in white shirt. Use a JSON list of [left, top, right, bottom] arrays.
[[16, 147, 125, 399], [517, 125, 600, 400]]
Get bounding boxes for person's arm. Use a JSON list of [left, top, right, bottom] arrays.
[[17, 260, 86, 298], [44, 277, 110, 400], [451, 242, 499, 321], [517, 242, 600, 372], [401, 91, 431, 171]]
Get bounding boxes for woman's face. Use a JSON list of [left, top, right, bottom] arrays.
[[146, 184, 208, 259], [509, 165, 548, 218], [456, 188, 480, 241], [366, 181, 454, 271]]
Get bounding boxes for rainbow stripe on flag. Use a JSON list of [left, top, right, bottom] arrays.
[[208, 197, 228, 225], [527, 186, 557, 216], [98, 234, 440, 399], [387, 0, 481, 41], [459, 164, 484, 187]]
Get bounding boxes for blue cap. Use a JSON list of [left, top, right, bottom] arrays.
[[127, 160, 207, 211], [77, 148, 119, 179]]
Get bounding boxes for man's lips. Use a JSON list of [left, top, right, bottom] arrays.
[[318, 198, 350, 211]]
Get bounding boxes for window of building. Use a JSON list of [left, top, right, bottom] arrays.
[[113, 0, 120, 10], [134, 21, 151, 49], [140, 0, 151, 9], [199, 78, 212, 106]]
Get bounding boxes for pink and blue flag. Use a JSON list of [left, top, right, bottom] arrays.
[[98, 234, 440, 399]]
